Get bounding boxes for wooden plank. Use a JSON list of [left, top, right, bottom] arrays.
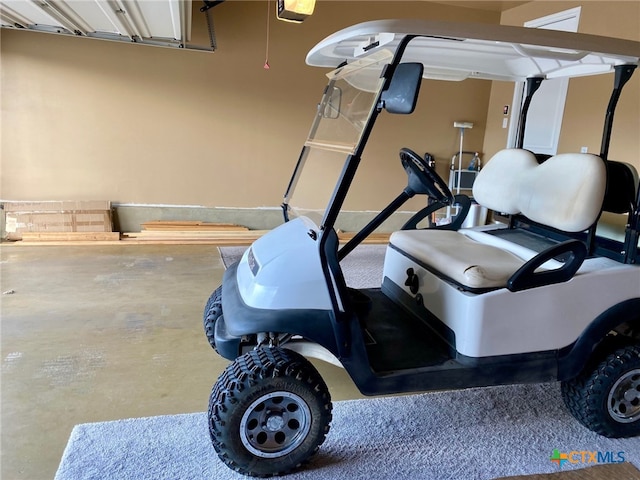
[[142, 220, 203, 226], [7, 241, 122, 246], [141, 221, 248, 231], [142, 225, 249, 232], [142, 226, 250, 231], [120, 238, 259, 245], [21, 232, 120, 242], [127, 230, 268, 238], [122, 230, 267, 243], [7, 238, 254, 246]]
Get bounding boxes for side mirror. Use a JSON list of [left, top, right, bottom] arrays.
[[382, 63, 423, 115], [321, 86, 341, 119]]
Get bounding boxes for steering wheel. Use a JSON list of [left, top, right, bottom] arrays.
[[400, 147, 454, 204]]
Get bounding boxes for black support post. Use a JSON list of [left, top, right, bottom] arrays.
[[516, 77, 544, 149], [599, 64, 637, 162]]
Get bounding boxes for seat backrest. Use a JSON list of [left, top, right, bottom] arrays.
[[603, 161, 639, 214], [473, 149, 607, 233]]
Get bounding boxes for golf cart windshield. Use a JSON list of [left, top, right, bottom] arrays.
[[282, 50, 392, 224], [283, 19, 639, 254]]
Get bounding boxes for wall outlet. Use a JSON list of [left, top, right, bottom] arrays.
[[580, 146, 588, 153]]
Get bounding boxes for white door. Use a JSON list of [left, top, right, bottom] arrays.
[[507, 7, 581, 155]]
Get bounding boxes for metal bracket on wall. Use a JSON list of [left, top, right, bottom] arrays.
[[200, 1, 225, 51], [200, 1, 225, 12]]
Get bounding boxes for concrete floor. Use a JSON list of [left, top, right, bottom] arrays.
[[1, 244, 363, 480]]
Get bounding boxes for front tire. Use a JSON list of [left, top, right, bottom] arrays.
[[208, 348, 332, 477], [203, 287, 222, 351], [561, 344, 640, 438]]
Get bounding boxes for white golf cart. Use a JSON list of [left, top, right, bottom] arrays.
[[203, 20, 640, 477]]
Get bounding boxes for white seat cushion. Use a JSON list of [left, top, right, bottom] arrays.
[[390, 230, 526, 289], [473, 150, 606, 232], [459, 229, 563, 269], [471, 149, 537, 214]]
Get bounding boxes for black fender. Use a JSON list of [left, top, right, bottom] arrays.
[[218, 262, 340, 360], [557, 298, 640, 380]]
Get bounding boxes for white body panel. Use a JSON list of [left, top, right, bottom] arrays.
[[383, 246, 640, 358], [236, 217, 333, 310]]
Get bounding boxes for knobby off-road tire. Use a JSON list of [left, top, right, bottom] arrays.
[[203, 286, 222, 351], [208, 348, 332, 477], [561, 344, 640, 438]]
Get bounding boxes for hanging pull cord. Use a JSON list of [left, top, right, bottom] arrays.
[[264, 0, 271, 69]]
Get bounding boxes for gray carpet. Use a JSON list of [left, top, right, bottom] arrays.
[[56, 383, 640, 480], [219, 245, 386, 289]]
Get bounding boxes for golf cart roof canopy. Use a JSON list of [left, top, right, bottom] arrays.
[[306, 19, 640, 81]]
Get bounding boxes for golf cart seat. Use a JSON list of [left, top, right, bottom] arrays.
[[390, 149, 607, 292], [597, 160, 639, 243], [604, 161, 639, 214]]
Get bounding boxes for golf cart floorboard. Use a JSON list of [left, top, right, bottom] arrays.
[[358, 289, 452, 373]]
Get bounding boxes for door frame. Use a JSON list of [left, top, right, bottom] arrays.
[[506, 7, 582, 152]]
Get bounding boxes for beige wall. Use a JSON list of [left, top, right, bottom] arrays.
[[4, 1, 637, 219], [483, 1, 640, 171], [1, 1, 498, 213]]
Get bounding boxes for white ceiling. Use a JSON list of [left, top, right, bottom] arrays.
[[0, 1, 531, 51], [0, 0, 195, 49]]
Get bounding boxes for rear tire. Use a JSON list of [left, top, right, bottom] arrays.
[[203, 287, 222, 351], [561, 344, 640, 438], [208, 348, 332, 477]]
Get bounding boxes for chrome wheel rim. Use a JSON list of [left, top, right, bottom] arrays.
[[240, 391, 312, 458], [608, 368, 640, 424]]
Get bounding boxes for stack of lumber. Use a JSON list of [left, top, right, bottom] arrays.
[[121, 221, 265, 245], [121, 222, 390, 245], [4, 201, 115, 242], [4, 213, 391, 246]]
